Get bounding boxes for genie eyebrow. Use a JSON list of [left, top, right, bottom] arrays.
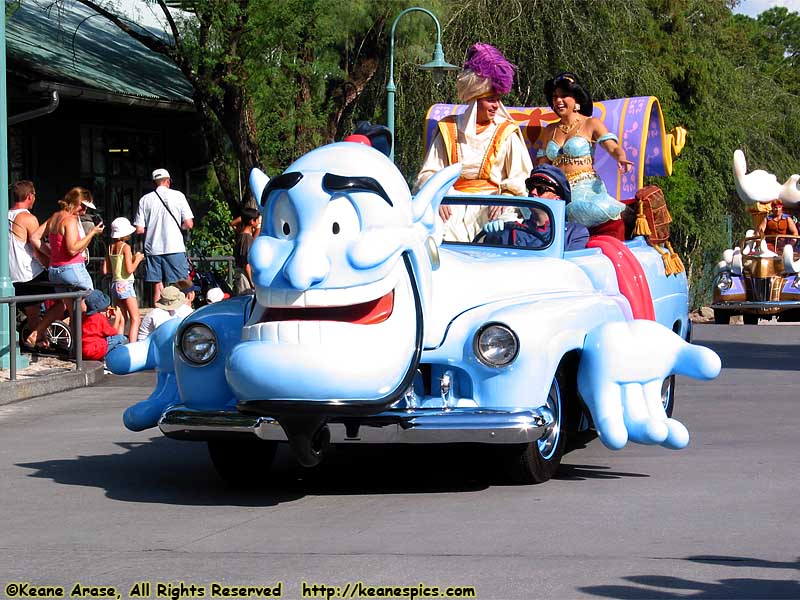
[[322, 173, 393, 207], [261, 171, 303, 206]]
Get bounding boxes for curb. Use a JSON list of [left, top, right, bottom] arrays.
[[0, 362, 105, 405]]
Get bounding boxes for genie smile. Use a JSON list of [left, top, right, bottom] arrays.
[[241, 266, 402, 343], [256, 291, 394, 325]]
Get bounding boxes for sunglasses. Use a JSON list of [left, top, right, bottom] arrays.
[[529, 184, 558, 196]]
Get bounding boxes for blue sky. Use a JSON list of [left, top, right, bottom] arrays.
[[734, 0, 800, 17]]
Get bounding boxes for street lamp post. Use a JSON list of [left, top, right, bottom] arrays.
[[0, 12, 25, 369], [386, 7, 458, 161]]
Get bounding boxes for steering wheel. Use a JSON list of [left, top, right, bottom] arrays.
[[472, 222, 549, 245]]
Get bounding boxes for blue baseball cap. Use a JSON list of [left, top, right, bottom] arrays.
[[526, 164, 572, 203], [84, 290, 110, 316]]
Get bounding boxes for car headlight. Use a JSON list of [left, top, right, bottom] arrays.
[[716, 272, 733, 291], [179, 323, 218, 365], [474, 323, 519, 367]]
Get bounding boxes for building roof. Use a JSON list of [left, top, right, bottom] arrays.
[[6, 0, 194, 108]]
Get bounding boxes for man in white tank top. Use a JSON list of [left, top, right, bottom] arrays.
[[8, 180, 65, 346]]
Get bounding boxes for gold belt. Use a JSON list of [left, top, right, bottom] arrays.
[[565, 167, 597, 185]]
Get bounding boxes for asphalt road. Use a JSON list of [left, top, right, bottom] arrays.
[[0, 324, 798, 599]]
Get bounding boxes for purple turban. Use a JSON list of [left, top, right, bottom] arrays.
[[463, 43, 515, 95]]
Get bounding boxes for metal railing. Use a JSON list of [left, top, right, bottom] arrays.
[[1, 289, 89, 381]]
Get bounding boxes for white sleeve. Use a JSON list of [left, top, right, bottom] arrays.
[[498, 131, 534, 197], [138, 312, 153, 340], [178, 192, 194, 220], [412, 132, 449, 194], [133, 196, 147, 228]]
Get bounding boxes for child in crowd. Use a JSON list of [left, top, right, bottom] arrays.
[[137, 285, 190, 341], [82, 289, 126, 361], [174, 278, 200, 309], [233, 207, 260, 295], [103, 217, 144, 341]]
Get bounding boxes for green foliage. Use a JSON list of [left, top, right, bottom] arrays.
[[246, 0, 435, 169], [187, 186, 234, 259]]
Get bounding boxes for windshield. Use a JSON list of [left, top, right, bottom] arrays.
[[438, 196, 556, 250]]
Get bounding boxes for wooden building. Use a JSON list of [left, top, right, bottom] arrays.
[[6, 1, 207, 224]]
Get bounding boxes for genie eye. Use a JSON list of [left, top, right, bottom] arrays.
[[270, 195, 298, 240], [325, 197, 359, 239]]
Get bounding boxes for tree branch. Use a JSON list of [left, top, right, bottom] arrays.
[[72, 0, 194, 80], [155, 0, 181, 48], [73, 0, 173, 56]]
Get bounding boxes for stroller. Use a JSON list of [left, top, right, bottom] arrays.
[[16, 299, 74, 355], [189, 258, 234, 306]]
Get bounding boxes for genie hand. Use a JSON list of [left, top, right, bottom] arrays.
[[577, 320, 721, 451], [106, 318, 182, 432], [483, 219, 506, 234]]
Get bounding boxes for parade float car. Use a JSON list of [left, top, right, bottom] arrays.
[[712, 234, 800, 324], [712, 150, 800, 325], [108, 97, 720, 485]]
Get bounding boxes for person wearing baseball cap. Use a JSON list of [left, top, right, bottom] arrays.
[[174, 278, 201, 309], [483, 164, 589, 251], [205, 287, 230, 304], [133, 167, 194, 307], [33, 187, 103, 334], [81, 289, 127, 361], [413, 43, 532, 242]]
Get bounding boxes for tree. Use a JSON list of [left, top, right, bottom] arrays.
[[756, 6, 800, 94]]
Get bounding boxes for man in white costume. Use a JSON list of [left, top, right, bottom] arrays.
[[414, 43, 532, 242]]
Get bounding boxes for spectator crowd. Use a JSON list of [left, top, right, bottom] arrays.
[[8, 168, 246, 363]]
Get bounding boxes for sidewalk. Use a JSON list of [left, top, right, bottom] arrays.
[[0, 352, 104, 405], [0, 309, 156, 405]]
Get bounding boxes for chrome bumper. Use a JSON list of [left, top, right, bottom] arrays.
[[711, 300, 800, 313], [158, 406, 548, 444]]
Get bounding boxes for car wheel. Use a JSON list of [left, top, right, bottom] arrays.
[[207, 439, 277, 486], [743, 313, 759, 325], [503, 372, 566, 484], [661, 375, 675, 418], [713, 309, 730, 325]]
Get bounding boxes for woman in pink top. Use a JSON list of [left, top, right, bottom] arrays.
[[30, 188, 104, 340]]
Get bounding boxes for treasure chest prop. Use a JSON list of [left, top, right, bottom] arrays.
[[623, 185, 685, 276]]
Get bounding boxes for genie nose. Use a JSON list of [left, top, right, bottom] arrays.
[[283, 238, 330, 290]]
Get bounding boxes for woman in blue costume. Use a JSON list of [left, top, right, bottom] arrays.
[[536, 73, 632, 237]]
